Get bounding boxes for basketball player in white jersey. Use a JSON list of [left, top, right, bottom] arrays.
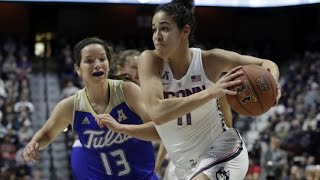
[[138, 0, 281, 179]]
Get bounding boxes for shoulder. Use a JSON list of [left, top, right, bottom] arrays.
[[121, 81, 140, 96], [139, 50, 163, 75], [140, 50, 157, 59], [121, 81, 142, 112], [56, 95, 75, 112], [49, 95, 75, 123], [139, 50, 162, 66]]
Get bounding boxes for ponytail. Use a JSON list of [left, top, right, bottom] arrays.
[[172, 0, 194, 10]]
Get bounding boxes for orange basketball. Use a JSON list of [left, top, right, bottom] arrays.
[[226, 64, 278, 116]]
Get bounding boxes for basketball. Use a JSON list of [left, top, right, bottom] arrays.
[[226, 64, 278, 116]]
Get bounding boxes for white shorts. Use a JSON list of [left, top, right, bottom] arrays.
[[201, 144, 248, 180], [187, 128, 249, 180]]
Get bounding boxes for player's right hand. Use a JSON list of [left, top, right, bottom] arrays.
[[208, 66, 243, 98], [96, 114, 124, 133], [23, 142, 40, 162]]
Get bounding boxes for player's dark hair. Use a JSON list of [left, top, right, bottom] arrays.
[[155, 0, 195, 45], [73, 37, 113, 67]]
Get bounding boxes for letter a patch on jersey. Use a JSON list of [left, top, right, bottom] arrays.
[[162, 71, 169, 80], [81, 117, 90, 125], [117, 109, 127, 122]]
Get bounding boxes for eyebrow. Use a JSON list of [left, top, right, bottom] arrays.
[[152, 21, 170, 26], [83, 54, 106, 58], [159, 21, 170, 25]]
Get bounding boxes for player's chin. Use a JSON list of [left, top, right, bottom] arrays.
[[92, 74, 107, 80], [155, 48, 167, 58]]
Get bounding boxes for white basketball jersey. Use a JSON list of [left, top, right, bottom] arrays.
[[155, 48, 228, 175]]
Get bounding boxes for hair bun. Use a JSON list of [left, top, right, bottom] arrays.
[[172, 0, 194, 9]]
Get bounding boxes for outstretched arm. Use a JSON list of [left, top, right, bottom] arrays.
[[23, 97, 73, 162]]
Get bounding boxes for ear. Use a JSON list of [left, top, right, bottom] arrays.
[[74, 64, 81, 77], [183, 25, 191, 37]]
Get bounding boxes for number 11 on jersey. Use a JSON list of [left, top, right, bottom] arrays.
[[177, 112, 191, 125]]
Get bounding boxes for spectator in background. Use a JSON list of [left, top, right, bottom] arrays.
[[61, 56, 75, 81], [260, 133, 288, 180], [60, 80, 80, 99], [116, 49, 140, 84], [16, 55, 32, 81], [18, 120, 34, 146], [14, 93, 34, 113], [290, 164, 305, 180], [246, 157, 261, 180], [274, 113, 291, 139], [0, 111, 7, 140], [2, 53, 17, 80], [0, 133, 17, 168], [0, 77, 6, 98], [5, 79, 19, 104], [0, 96, 5, 121], [15, 161, 32, 179], [3, 113, 19, 131]]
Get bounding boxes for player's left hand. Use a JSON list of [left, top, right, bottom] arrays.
[[96, 114, 123, 133]]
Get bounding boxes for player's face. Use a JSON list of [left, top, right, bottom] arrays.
[[122, 55, 139, 83], [76, 44, 109, 84], [152, 11, 184, 58]]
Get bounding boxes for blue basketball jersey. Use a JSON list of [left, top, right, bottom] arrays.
[[71, 140, 87, 180], [73, 79, 157, 180]]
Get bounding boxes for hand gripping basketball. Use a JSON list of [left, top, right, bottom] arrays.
[[226, 65, 278, 116], [208, 66, 244, 98]]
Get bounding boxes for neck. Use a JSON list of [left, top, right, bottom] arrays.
[[85, 81, 109, 104], [167, 48, 192, 79]]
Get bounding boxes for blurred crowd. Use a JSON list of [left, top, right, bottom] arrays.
[[0, 36, 319, 180], [245, 50, 320, 180], [0, 37, 35, 179]]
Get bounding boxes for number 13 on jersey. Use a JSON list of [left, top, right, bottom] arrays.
[[100, 149, 131, 176]]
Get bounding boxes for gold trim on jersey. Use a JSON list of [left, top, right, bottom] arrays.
[[72, 79, 126, 129]]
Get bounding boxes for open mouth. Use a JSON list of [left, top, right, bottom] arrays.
[[92, 71, 104, 77]]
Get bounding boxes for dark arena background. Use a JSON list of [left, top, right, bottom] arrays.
[[0, 0, 319, 179]]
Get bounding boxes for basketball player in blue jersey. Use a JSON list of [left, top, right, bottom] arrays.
[[23, 37, 159, 180], [138, 0, 281, 179]]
